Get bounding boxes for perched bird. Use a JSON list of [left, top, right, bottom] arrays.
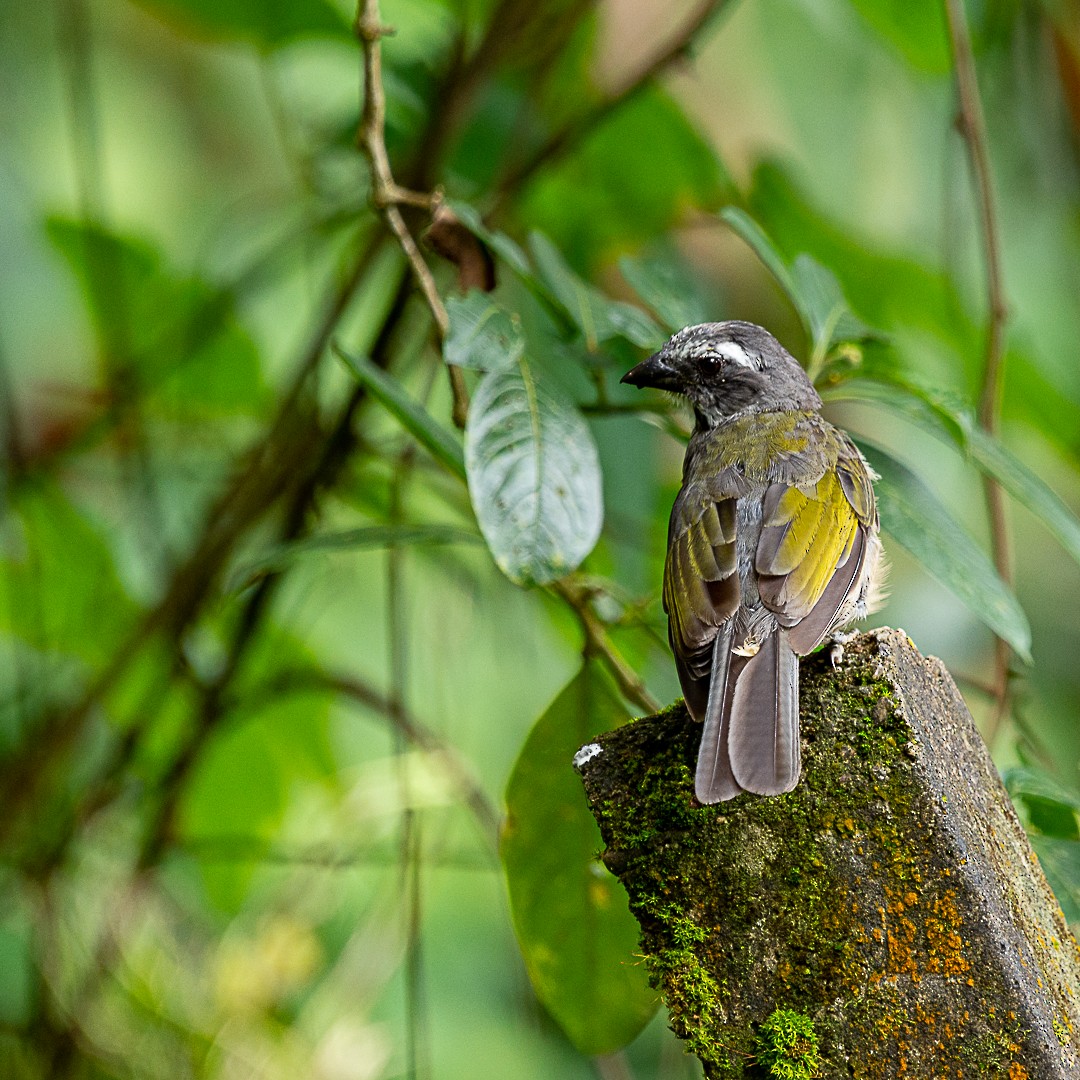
[[622, 321, 883, 803]]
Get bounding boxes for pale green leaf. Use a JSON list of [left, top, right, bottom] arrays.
[[445, 292, 524, 371], [465, 358, 602, 586], [618, 251, 712, 332]]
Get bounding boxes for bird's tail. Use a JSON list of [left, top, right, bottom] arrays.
[[727, 631, 800, 796]]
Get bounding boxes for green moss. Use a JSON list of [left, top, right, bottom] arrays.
[[755, 1009, 821, 1079], [578, 633, 1078, 1078]]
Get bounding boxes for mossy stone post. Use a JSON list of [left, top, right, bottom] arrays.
[[575, 629, 1080, 1078]]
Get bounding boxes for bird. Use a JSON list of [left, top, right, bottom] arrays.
[[621, 321, 883, 803]]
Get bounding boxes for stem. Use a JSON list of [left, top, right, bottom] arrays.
[[356, 0, 469, 428], [551, 577, 661, 715], [942, 0, 1013, 747]]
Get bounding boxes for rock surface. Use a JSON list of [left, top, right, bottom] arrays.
[[575, 629, 1080, 1078]]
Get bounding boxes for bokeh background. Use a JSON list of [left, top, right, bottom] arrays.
[[3, 0, 1080, 1076]]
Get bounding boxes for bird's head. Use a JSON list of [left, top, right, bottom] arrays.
[[621, 321, 820, 429]]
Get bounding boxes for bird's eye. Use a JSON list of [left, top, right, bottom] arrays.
[[700, 355, 722, 372]]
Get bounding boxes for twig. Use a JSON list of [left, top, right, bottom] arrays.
[[943, 0, 1013, 747], [551, 577, 661, 715], [268, 669, 501, 847], [356, 0, 469, 428], [0, 243, 387, 855], [493, 0, 729, 203]]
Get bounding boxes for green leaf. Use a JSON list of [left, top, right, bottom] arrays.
[[445, 292, 525, 371], [618, 250, 712, 332], [720, 209, 875, 360], [845, 0, 951, 74], [48, 218, 266, 414], [465, 358, 603, 586], [831, 377, 1080, 570], [336, 346, 466, 479], [860, 444, 1032, 662], [502, 661, 658, 1054], [129, 0, 352, 48], [528, 233, 663, 351], [790, 254, 877, 349], [1005, 768, 1080, 816], [720, 207, 800, 308], [0, 484, 137, 666], [230, 523, 481, 590]]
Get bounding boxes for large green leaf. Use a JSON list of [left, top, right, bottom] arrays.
[[861, 444, 1032, 662], [502, 661, 658, 1054], [336, 346, 467, 479], [48, 219, 266, 414], [465, 358, 603, 586], [129, 0, 351, 48], [720, 208, 875, 364]]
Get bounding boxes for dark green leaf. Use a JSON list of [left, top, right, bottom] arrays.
[[445, 292, 525, 371], [861, 444, 1032, 662], [720, 210, 876, 359], [528, 233, 663, 351], [618, 250, 712, 332], [1005, 768, 1080, 815], [502, 661, 658, 1054], [336, 346, 466, 479], [720, 207, 800, 309], [465, 358, 603, 586], [845, 0, 951, 74], [230, 524, 481, 590], [831, 378, 1080, 570], [129, 0, 352, 48]]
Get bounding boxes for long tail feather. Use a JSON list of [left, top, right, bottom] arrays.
[[694, 625, 745, 803], [727, 632, 800, 795]]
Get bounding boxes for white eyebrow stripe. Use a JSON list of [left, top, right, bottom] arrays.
[[715, 342, 754, 368]]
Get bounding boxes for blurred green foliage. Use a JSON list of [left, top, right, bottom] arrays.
[[2, 0, 1080, 1077]]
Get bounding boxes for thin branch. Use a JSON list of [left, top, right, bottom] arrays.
[[268, 669, 501, 848], [356, 0, 469, 428], [493, 0, 729, 203], [0, 242, 384, 853], [551, 577, 661, 715], [943, 0, 1013, 747]]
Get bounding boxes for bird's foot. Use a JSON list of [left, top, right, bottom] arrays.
[[828, 629, 859, 668]]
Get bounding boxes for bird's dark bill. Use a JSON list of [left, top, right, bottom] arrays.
[[621, 352, 678, 390]]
